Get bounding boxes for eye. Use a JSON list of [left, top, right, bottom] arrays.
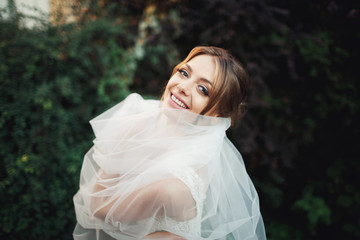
[[178, 69, 189, 78], [198, 85, 209, 96]]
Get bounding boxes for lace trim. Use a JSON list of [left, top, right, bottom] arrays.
[[152, 168, 205, 235]]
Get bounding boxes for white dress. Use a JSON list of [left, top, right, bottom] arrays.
[[73, 93, 266, 240], [151, 168, 204, 235]]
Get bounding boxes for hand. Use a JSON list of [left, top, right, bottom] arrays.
[[144, 231, 185, 239]]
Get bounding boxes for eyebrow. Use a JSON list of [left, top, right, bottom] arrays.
[[185, 63, 213, 86]]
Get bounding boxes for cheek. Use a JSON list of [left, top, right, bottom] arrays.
[[165, 77, 177, 90], [193, 96, 209, 112], [162, 79, 173, 99], [163, 83, 172, 97]]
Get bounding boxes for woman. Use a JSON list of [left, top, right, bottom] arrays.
[[73, 46, 266, 239]]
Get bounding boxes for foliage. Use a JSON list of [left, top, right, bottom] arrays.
[[1, 0, 360, 239], [0, 5, 148, 239]]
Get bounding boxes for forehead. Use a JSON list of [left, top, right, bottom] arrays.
[[186, 55, 216, 83]]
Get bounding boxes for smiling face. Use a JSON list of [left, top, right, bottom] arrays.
[[161, 46, 248, 125], [162, 55, 216, 115]]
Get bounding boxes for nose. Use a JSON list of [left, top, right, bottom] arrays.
[[177, 82, 191, 96]]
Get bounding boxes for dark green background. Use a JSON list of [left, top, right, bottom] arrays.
[[1, 0, 359, 239]]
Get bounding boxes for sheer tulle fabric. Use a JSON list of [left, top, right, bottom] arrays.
[[73, 93, 266, 240]]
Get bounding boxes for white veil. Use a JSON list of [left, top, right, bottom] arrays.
[[73, 93, 266, 239]]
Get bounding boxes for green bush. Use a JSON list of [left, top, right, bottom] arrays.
[[1, 1, 359, 239], [0, 12, 139, 239]]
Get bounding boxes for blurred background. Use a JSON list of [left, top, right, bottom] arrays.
[[0, 0, 359, 239]]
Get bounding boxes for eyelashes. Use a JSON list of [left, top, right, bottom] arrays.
[[178, 69, 189, 78], [177, 68, 210, 96], [199, 85, 209, 96]]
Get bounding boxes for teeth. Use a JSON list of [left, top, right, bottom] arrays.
[[171, 94, 187, 108]]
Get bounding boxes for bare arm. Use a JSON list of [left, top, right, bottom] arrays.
[[143, 231, 185, 239], [90, 172, 197, 223]]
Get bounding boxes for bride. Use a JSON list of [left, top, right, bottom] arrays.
[[73, 46, 266, 239]]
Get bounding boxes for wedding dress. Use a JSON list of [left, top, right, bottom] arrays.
[[73, 93, 266, 239]]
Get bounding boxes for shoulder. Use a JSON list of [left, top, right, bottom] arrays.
[[146, 178, 193, 201]]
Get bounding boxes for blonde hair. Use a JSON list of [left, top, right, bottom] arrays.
[[163, 46, 248, 125]]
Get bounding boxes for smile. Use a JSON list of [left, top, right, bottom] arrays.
[[171, 94, 188, 109]]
